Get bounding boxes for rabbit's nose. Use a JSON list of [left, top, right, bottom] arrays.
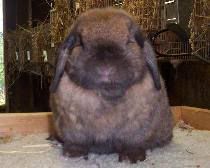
[[97, 66, 114, 76], [96, 66, 114, 82]]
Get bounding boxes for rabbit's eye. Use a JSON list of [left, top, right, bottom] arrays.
[[126, 37, 135, 45]]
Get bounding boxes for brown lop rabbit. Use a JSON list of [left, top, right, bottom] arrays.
[[49, 8, 173, 163]]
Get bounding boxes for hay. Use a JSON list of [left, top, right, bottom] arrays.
[[75, 0, 118, 13], [50, 0, 121, 44], [4, 32, 18, 65], [4, 22, 56, 90], [50, 0, 163, 43], [189, 0, 210, 59], [4, 28, 32, 90], [5, 23, 54, 64], [122, 0, 163, 32], [6, 28, 32, 65], [31, 23, 52, 63], [50, 0, 74, 44]]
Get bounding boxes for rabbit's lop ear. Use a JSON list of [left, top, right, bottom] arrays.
[[50, 33, 77, 93], [143, 41, 161, 90], [134, 29, 161, 90]]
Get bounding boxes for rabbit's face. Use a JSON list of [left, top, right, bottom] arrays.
[[67, 40, 145, 100], [65, 11, 147, 99], [50, 8, 161, 100]]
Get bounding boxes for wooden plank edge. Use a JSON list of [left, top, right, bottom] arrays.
[[181, 106, 210, 130], [171, 106, 182, 124]]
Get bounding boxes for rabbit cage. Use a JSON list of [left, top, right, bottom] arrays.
[[1, 0, 210, 167], [154, 0, 210, 63]]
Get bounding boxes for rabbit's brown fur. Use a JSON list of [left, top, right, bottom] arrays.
[[50, 8, 173, 163]]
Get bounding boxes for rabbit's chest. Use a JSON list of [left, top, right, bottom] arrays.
[[54, 72, 158, 138]]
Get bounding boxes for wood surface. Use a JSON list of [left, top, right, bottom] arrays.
[[0, 112, 53, 136], [181, 106, 210, 130]]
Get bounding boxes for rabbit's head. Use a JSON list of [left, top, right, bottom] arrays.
[[50, 8, 161, 100]]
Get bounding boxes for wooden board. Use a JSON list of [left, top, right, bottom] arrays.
[[0, 112, 53, 136], [181, 106, 210, 130], [0, 106, 210, 136], [171, 106, 182, 123]]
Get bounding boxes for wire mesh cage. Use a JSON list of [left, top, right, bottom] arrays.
[[154, 30, 192, 61], [151, 0, 210, 63]]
